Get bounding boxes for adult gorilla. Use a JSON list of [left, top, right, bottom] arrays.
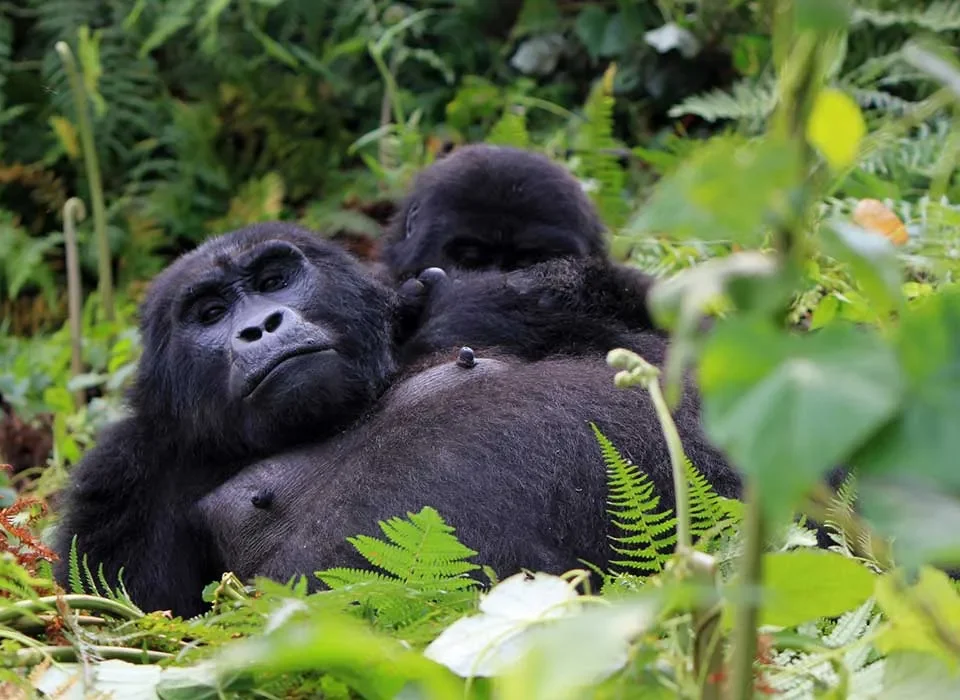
[[53, 223, 739, 617]]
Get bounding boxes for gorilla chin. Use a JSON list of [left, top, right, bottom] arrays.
[[242, 347, 338, 402]]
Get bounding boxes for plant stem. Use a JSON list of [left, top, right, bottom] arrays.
[[647, 377, 692, 553], [730, 489, 765, 699], [1, 645, 172, 668], [0, 594, 143, 625], [63, 197, 87, 410], [55, 40, 114, 323]]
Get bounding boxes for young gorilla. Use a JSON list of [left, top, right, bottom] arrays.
[[381, 144, 607, 280], [383, 144, 662, 352], [54, 223, 739, 617]]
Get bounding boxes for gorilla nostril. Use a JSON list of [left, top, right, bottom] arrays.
[[238, 326, 263, 342], [264, 311, 283, 333]]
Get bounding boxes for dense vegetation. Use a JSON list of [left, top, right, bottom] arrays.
[[2, 0, 960, 697]]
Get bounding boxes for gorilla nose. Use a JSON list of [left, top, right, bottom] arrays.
[[237, 309, 285, 344]]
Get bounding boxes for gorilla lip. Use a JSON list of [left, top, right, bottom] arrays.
[[243, 345, 334, 399]]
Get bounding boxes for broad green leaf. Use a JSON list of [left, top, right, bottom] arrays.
[[32, 660, 250, 700], [629, 136, 802, 245], [820, 220, 903, 317], [760, 550, 876, 627], [495, 601, 659, 700], [879, 652, 960, 698], [215, 611, 459, 699], [794, 0, 851, 33], [574, 6, 609, 60], [699, 318, 903, 522], [875, 567, 960, 667], [854, 289, 960, 488], [424, 572, 583, 677], [806, 88, 865, 170], [859, 477, 960, 570]]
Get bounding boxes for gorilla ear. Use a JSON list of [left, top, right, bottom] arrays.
[[405, 201, 420, 240]]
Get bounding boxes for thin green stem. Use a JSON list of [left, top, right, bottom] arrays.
[[63, 197, 87, 410], [1, 645, 172, 668], [730, 491, 765, 699], [55, 40, 114, 323], [0, 594, 143, 625], [647, 378, 691, 553]]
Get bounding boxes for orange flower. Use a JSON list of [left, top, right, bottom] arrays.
[[853, 199, 908, 246]]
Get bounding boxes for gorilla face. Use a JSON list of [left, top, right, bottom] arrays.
[[131, 223, 398, 457], [382, 145, 607, 280]]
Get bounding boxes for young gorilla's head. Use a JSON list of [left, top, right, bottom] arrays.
[[381, 144, 608, 280], [132, 222, 398, 458]]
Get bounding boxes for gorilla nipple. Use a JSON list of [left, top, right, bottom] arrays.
[[251, 489, 274, 510], [456, 346, 477, 369]]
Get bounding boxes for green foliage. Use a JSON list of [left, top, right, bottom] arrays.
[[592, 425, 739, 575], [575, 67, 629, 230], [317, 506, 480, 633]]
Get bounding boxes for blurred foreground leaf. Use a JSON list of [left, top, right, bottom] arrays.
[[699, 318, 902, 522]]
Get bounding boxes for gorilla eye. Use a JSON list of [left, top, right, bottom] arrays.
[[257, 273, 288, 293], [197, 303, 227, 325]]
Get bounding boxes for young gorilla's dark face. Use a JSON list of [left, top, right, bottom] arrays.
[[132, 223, 398, 457], [381, 145, 607, 280]]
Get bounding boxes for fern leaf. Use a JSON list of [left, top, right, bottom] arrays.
[[685, 458, 742, 541], [852, 2, 960, 32], [81, 553, 99, 597], [577, 65, 629, 229], [592, 424, 676, 575], [668, 76, 776, 127], [487, 106, 530, 148], [68, 535, 83, 595]]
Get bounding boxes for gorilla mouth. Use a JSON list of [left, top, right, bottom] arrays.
[[244, 345, 335, 399]]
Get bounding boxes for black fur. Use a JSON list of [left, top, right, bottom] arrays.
[[381, 144, 607, 280], [398, 257, 659, 367], [54, 223, 737, 616], [197, 352, 741, 586], [53, 223, 402, 616]]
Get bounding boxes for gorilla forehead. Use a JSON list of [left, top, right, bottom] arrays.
[[415, 145, 603, 230], [139, 223, 386, 333]]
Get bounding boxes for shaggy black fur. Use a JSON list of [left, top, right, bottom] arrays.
[[381, 144, 607, 280], [53, 223, 738, 616]]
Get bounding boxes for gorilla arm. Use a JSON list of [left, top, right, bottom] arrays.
[[51, 419, 222, 616]]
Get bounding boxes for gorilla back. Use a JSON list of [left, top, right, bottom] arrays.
[[197, 353, 740, 585]]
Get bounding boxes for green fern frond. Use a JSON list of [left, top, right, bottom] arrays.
[[319, 506, 479, 591], [685, 458, 743, 541], [316, 507, 480, 631], [81, 553, 100, 597], [850, 88, 915, 115], [577, 66, 629, 229], [668, 76, 776, 128], [592, 424, 676, 575], [852, 2, 960, 32], [487, 106, 530, 148], [68, 535, 84, 594]]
